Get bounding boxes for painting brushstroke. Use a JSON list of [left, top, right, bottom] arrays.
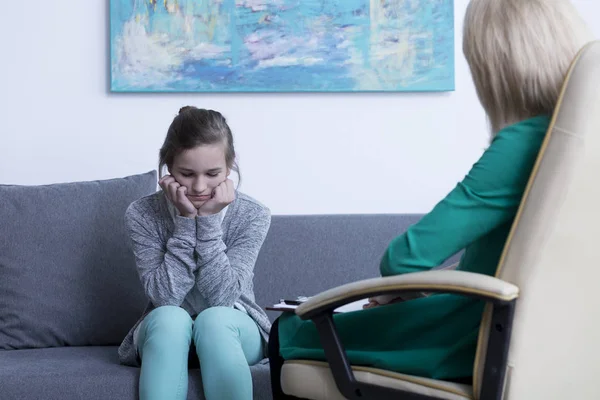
[[110, 0, 455, 92]]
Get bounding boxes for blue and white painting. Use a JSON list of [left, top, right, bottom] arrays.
[[110, 0, 454, 92]]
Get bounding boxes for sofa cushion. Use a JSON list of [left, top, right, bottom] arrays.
[[0, 347, 272, 400], [0, 171, 156, 350]]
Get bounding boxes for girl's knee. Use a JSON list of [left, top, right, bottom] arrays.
[[193, 307, 238, 338], [144, 306, 193, 336]]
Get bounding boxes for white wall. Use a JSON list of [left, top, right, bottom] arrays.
[[1, 0, 598, 215]]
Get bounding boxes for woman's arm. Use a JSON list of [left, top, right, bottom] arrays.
[[381, 119, 546, 276], [193, 207, 271, 307], [125, 202, 198, 307]]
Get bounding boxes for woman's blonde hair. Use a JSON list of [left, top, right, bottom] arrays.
[[463, 0, 593, 134]]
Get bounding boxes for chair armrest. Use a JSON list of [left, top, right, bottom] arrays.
[[296, 270, 518, 320]]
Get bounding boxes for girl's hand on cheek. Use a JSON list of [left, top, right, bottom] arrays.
[[159, 175, 198, 218], [197, 179, 235, 216]]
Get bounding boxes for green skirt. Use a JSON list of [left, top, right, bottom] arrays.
[[278, 294, 484, 380]]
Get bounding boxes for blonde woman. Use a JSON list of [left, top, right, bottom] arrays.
[[269, 0, 594, 393]]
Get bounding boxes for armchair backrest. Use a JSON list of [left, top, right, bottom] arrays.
[[474, 40, 600, 399]]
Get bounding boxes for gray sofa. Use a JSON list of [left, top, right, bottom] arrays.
[[0, 171, 439, 400]]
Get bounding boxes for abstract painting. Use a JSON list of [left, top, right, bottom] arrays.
[[110, 0, 454, 92]]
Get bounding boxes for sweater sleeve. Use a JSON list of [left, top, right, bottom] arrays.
[[380, 120, 545, 276], [125, 203, 199, 307], [193, 206, 271, 307]]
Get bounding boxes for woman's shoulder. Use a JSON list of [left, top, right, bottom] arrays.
[[489, 115, 551, 157], [469, 115, 551, 190], [497, 115, 551, 138]]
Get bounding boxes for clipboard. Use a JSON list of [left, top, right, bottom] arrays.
[[266, 299, 370, 314], [266, 298, 306, 313]]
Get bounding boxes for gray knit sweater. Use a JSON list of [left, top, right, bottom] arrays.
[[117, 191, 272, 367]]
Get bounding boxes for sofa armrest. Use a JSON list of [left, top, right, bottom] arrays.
[[295, 270, 518, 320]]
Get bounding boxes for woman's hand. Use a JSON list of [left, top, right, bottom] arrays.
[[197, 179, 235, 217], [363, 298, 380, 309], [362, 294, 404, 309], [159, 175, 198, 218]]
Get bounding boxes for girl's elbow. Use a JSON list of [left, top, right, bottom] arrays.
[[146, 290, 183, 308]]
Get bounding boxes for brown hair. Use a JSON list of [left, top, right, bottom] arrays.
[[158, 106, 240, 182]]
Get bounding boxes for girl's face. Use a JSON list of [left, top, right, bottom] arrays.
[[169, 143, 230, 209]]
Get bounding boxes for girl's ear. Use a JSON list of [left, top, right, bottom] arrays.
[[226, 167, 231, 177]]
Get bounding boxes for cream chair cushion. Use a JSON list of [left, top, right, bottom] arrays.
[[281, 360, 473, 400]]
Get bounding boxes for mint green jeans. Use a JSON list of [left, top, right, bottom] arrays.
[[136, 306, 264, 400]]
